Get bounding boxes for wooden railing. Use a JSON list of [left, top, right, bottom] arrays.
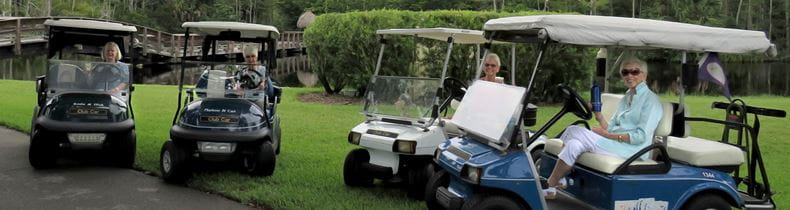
[[0, 17, 305, 58]]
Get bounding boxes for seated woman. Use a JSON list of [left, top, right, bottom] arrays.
[[480, 53, 505, 84], [93, 42, 130, 99], [544, 57, 664, 199], [233, 44, 273, 97]]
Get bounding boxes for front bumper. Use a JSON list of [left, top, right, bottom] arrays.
[[437, 186, 464, 210]]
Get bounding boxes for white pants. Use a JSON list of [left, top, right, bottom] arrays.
[[558, 125, 617, 166]]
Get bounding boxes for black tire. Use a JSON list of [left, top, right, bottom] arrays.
[[114, 130, 136, 168], [160, 140, 190, 183], [343, 148, 374, 187], [29, 129, 57, 169], [682, 193, 731, 210], [407, 164, 430, 200], [425, 170, 449, 210], [245, 141, 277, 176], [275, 126, 282, 155], [461, 194, 525, 210], [530, 148, 544, 171]]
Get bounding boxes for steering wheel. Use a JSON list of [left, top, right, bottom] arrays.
[[91, 63, 125, 90], [557, 84, 592, 120], [235, 69, 263, 89], [443, 77, 467, 101]]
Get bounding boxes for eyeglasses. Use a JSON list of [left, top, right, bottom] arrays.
[[485, 63, 498, 67], [245, 55, 256, 58], [621, 68, 641, 76]]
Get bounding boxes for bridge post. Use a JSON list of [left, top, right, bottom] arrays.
[[142, 28, 148, 56], [171, 35, 175, 58], [157, 31, 162, 54], [13, 19, 21, 55]]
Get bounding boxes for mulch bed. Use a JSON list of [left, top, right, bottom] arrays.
[[297, 92, 363, 105]]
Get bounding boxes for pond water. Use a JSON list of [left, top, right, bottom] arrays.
[[1, 55, 788, 96]]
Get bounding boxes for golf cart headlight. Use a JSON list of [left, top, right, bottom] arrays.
[[197, 142, 236, 153], [393, 140, 417, 154], [462, 165, 482, 184], [348, 132, 362, 145]]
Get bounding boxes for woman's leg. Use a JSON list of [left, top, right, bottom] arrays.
[[548, 126, 603, 187]]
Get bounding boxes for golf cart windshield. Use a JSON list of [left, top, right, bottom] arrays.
[[364, 76, 440, 124], [46, 59, 131, 100], [189, 63, 270, 100]]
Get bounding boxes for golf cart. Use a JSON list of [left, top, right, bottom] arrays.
[[159, 22, 283, 183], [344, 28, 512, 199], [428, 15, 783, 210], [29, 19, 138, 169]]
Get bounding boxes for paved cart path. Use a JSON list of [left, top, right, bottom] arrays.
[[0, 126, 254, 210]]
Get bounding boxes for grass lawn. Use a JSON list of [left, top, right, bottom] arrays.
[[1, 79, 788, 209]]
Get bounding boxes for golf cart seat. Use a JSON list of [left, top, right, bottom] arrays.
[[665, 136, 744, 172], [546, 93, 674, 174], [52, 63, 87, 89]]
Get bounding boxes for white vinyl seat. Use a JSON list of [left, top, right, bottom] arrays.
[[545, 93, 673, 174], [666, 136, 744, 167]]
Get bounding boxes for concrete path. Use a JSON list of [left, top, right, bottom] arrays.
[[0, 127, 254, 210]]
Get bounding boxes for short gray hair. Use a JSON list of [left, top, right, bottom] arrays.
[[484, 53, 500, 66], [620, 57, 648, 74], [242, 44, 259, 57]]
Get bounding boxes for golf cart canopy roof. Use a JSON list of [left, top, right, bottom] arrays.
[[483, 15, 774, 54], [44, 19, 137, 32], [376, 28, 497, 44], [182, 21, 280, 39]]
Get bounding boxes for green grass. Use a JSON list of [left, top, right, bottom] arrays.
[[1, 79, 789, 209]]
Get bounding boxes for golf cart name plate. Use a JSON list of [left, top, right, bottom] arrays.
[[202, 108, 238, 114], [72, 102, 107, 107], [200, 115, 240, 123], [67, 106, 108, 116]]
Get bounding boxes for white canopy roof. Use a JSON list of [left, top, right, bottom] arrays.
[[182, 21, 279, 39], [483, 15, 774, 54], [376, 28, 491, 44], [44, 19, 137, 32]]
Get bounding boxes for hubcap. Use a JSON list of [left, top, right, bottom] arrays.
[[162, 151, 172, 172]]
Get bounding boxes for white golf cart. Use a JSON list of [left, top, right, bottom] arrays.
[[343, 28, 516, 199]]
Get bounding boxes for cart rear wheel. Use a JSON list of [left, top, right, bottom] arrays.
[[29, 129, 57, 169], [160, 140, 190, 183], [425, 170, 449, 210], [343, 149, 373, 187], [245, 141, 277, 176], [682, 193, 731, 210], [461, 194, 525, 210]]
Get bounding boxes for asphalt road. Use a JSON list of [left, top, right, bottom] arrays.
[[0, 127, 254, 210]]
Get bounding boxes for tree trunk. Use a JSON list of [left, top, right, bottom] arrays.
[[590, 0, 595, 15], [786, 0, 788, 51], [747, 0, 752, 29], [769, 0, 773, 40], [736, 0, 743, 26]]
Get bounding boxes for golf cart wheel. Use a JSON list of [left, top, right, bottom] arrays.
[[407, 164, 430, 200], [682, 193, 730, 210], [114, 129, 136, 168], [531, 148, 544, 171], [29, 129, 57, 169], [245, 141, 277, 176], [275, 126, 282, 155], [425, 170, 449, 210], [160, 140, 191, 183], [461, 194, 525, 210], [343, 149, 374, 187]]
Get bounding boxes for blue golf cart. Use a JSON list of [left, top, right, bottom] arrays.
[[159, 22, 283, 183], [428, 15, 783, 210]]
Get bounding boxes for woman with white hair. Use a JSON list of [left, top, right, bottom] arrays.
[[480, 53, 504, 84], [99, 41, 130, 95], [234, 44, 273, 97], [543, 57, 664, 199]]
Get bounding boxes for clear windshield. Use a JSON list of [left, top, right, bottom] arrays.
[[364, 76, 440, 121], [188, 63, 270, 100], [46, 59, 131, 101]]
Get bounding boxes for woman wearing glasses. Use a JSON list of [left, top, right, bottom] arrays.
[[234, 44, 273, 97], [480, 53, 505, 84], [543, 57, 664, 199]]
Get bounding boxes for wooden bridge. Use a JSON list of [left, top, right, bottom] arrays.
[[0, 17, 308, 77]]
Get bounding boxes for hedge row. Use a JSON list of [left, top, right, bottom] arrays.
[[304, 10, 594, 100]]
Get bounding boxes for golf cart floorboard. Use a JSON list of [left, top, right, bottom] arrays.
[[546, 191, 597, 210]]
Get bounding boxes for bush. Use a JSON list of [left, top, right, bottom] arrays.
[[304, 10, 594, 101]]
